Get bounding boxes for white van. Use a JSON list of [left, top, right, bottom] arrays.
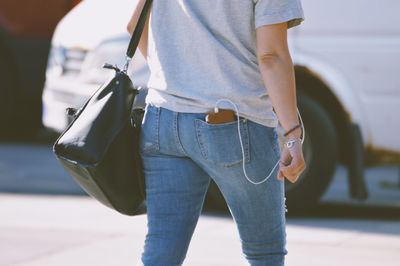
[[42, 0, 149, 132], [42, 0, 400, 211]]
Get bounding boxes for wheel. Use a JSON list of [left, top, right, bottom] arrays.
[[0, 30, 19, 139], [206, 92, 338, 213], [0, 30, 46, 140], [205, 181, 228, 211], [284, 92, 338, 212]]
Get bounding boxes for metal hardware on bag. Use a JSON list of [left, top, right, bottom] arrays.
[[122, 56, 131, 73]]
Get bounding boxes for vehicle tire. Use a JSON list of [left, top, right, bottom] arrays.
[[0, 30, 19, 139], [205, 181, 228, 211], [284, 92, 338, 212], [206, 92, 338, 213]]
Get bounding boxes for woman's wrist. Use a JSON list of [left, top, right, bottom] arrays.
[[285, 130, 302, 141], [282, 122, 301, 138], [281, 120, 301, 137], [283, 124, 301, 136]]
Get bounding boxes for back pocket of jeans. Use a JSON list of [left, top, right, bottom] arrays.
[[194, 118, 250, 167]]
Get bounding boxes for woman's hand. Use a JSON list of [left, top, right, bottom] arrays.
[[277, 139, 306, 183]]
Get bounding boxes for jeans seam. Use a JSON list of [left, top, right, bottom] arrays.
[[154, 106, 160, 151], [242, 120, 251, 164], [195, 119, 209, 160], [174, 112, 188, 156]]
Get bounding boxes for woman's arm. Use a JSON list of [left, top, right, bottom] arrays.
[[256, 22, 305, 182], [126, 0, 151, 58]]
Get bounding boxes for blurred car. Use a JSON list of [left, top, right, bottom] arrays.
[[0, 0, 81, 138], [42, 0, 400, 211], [42, 0, 149, 133]]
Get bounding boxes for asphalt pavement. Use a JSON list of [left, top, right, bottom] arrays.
[[0, 138, 400, 266]]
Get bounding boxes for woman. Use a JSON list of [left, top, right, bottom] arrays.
[[127, 0, 306, 265]]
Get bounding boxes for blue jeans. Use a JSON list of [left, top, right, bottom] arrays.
[[139, 104, 287, 266]]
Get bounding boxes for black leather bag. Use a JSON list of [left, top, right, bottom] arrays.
[[53, 0, 152, 216]]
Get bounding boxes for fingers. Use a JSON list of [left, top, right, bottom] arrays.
[[277, 169, 285, 181], [280, 155, 306, 183], [280, 146, 291, 166], [281, 159, 306, 183], [277, 144, 306, 183]]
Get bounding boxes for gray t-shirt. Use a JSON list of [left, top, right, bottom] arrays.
[[146, 0, 305, 127]]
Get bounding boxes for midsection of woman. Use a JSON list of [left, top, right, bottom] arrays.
[[127, 0, 306, 265], [145, 0, 303, 128]]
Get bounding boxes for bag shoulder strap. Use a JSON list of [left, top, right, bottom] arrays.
[[126, 0, 153, 59]]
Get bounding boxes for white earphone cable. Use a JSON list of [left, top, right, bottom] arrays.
[[214, 99, 305, 185]]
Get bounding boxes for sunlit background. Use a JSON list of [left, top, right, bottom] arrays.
[[0, 0, 399, 265]]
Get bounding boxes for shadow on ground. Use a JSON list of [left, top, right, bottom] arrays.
[[1, 130, 399, 240], [204, 200, 400, 220]]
